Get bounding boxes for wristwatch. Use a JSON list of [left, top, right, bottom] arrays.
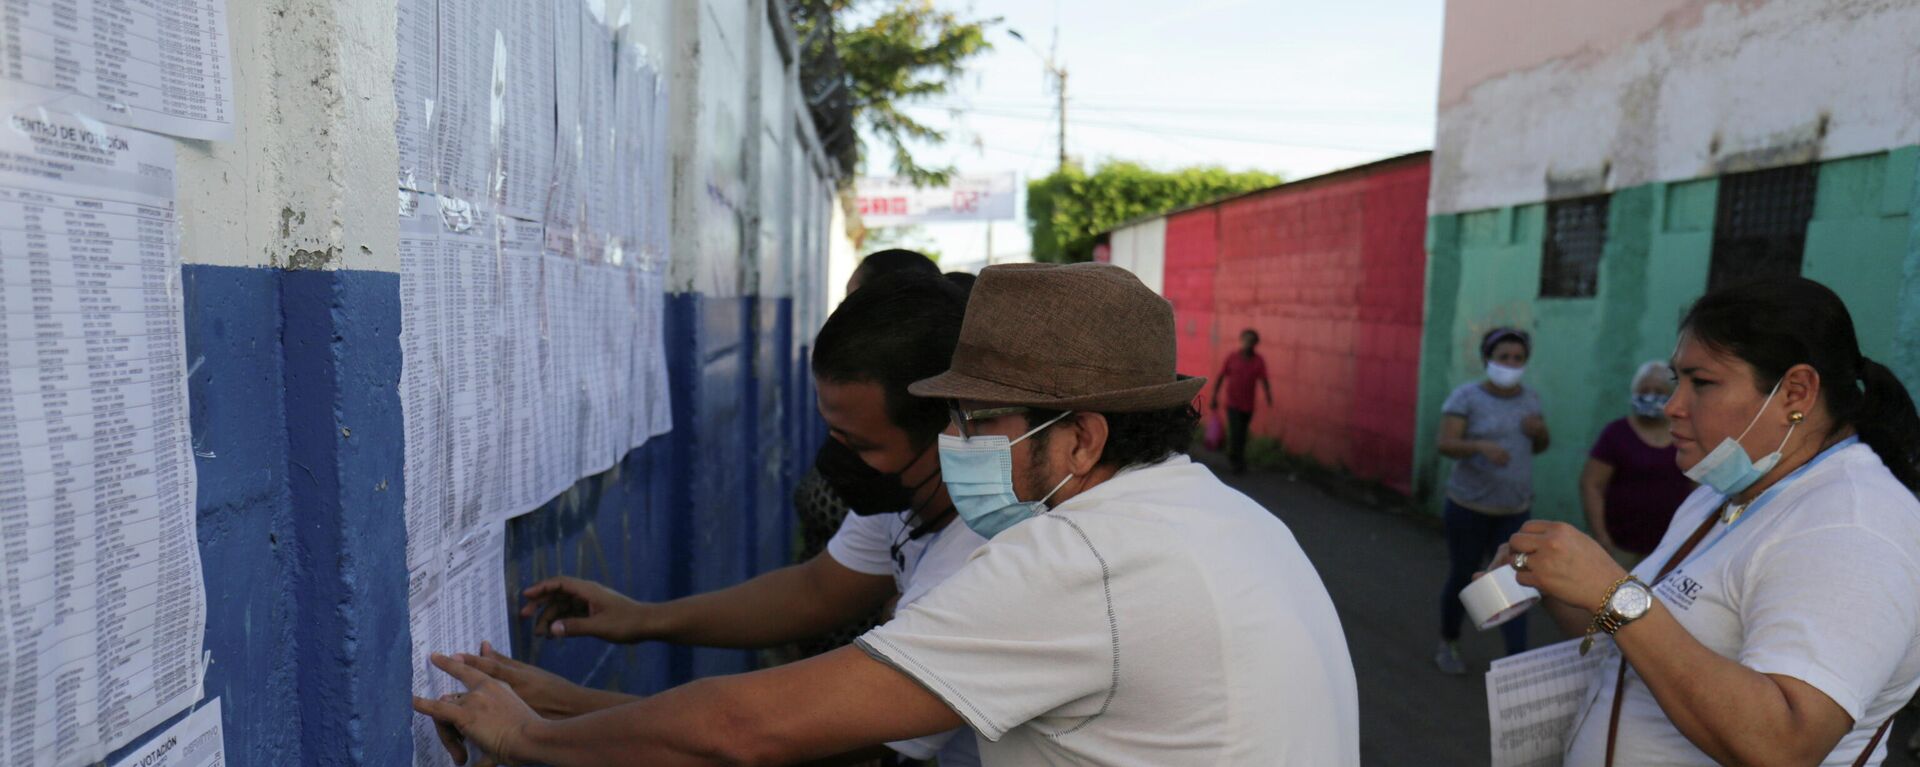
[[1580, 575, 1653, 655]]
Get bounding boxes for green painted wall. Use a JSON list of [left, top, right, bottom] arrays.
[[1414, 148, 1920, 525]]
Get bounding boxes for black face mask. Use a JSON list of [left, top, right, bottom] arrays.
[[814, 437, 930, 516]]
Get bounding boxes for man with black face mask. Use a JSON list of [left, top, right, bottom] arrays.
[[461, 272, 982, 766]]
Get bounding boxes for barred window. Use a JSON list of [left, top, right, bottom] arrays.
[[1540, 195, 1609, 298], [1709, 164, 1816, 292]]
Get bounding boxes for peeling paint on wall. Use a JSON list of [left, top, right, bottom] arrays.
[[1433, 0, 1920, 214]]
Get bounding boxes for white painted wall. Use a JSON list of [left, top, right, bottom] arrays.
[[1109, 217, 1167, 295], [176, 0, 400, 272], [175, 0, 835, 310], [1432, 0, 1920, 214], [826, 198, 859, 310]]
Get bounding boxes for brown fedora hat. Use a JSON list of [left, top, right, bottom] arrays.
[[909, 262, 1205, 412]]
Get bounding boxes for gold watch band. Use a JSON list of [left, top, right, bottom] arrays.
[[1580, 574, 1642, 655]]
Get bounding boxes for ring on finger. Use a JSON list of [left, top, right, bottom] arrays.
[[1512, 552, 1530, 571]]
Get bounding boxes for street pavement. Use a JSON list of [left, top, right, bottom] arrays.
[[1200, 453, 1919, 766]]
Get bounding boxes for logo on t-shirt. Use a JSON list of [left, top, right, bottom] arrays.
[[1655, 572, 1706, 611]]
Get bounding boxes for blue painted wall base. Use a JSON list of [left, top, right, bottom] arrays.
[[112, 266, 813, 765]]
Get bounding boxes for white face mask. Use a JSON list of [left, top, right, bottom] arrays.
[[1486, 362, 1525, 389], [1683, 377, 1797, 496]]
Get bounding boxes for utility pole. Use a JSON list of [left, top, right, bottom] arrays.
[[1010, 28, 1068, 172], [1055, 67, 1067, 172]]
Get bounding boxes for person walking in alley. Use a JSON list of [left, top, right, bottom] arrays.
[[1211, 328, 1273, 474], [1487, 278, 1920, 766], [1433, 327, 1549, 673], [1580, 360, 1695, 566], [413, 262, 1360, 766]]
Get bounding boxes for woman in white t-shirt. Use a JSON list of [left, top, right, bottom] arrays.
[[1494, 277, 1920, 766]]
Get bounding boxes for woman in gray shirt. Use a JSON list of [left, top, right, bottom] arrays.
[[1433, 327, 1550, 674]]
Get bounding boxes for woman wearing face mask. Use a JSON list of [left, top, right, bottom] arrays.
[[1579, 361, 1696, 566], [1492, 277, 1920, 766], [1433, 327, 1550, 674]]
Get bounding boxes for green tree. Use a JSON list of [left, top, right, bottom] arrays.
[[796, 1, 993, 185], [1027, 163, 1282, 263]]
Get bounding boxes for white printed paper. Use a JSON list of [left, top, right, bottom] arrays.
[[431, 0, 499, 202], [0, 104, 206, 767], [394, 11, 678, 759], [407, 522, 510, 767], [494, 0, 556, 221], [577, 7, 616, 262], [394, 0, 436, 191], [492, 216, 550, 515], [543, 0, 585, 255], [0, 1, 235, 141], [107, 698, 223, 767], [398, 193, 447, 570], [1485, 638, 1605, 767]]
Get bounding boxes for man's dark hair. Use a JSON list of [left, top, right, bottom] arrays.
[[944, 271, 977, 294], [852, 249, 941, 290], [1241, 328, 1259, 345], [1024, 404, 1200, 470], [812, 271, 965, 443]]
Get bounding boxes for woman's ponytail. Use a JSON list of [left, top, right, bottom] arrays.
[[1855, 358, 1920, 492]]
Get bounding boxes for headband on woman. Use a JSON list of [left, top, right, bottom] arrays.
[[1480, 327, 1531, 361]]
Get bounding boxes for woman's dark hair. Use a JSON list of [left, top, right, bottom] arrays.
[[812, 271, 966, 444], [1480, 327, 1530, 361], [1025, 404, 1201, 469], [1680, 276, 1920, 491]]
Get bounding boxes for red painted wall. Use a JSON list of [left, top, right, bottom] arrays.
[[1163, 207, 1219, 384], [1178, 156, 1429, 493]]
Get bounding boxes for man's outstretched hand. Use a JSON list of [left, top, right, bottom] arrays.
[[521, 576, 648, 642], [413, 653, 543, 767]]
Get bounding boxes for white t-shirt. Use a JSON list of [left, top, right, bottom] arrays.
[[856, 455, 1360, 766], [826, 507, 987, 764], [1563, 441, 1920, 766]]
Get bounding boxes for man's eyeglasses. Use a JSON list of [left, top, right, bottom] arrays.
[[947, 402, 1030, 439]]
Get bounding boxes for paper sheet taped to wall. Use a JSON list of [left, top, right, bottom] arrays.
[[0, 1, 236, 141], [0, 102, 206, 767], [396, 4, 673, 761], [107, 698, 224, 767]]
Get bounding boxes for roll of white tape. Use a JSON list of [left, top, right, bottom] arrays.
[[1460, 564, 1540, 630]]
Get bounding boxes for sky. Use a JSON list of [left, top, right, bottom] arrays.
[[859, 0, 1446, 269]]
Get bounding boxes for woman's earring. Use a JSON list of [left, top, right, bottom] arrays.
[[1789, 411, 1805, 424]]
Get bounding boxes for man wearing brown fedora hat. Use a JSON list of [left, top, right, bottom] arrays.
[[410, 264, 1358, 766]]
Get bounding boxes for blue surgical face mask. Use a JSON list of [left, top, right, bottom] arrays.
[[1630, 393, 1670, 419], [938, 410, 1075, 540], [1683, 378, 1797, 496]]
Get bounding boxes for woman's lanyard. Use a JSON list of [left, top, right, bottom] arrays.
[[1655, 435, 1859, 584]]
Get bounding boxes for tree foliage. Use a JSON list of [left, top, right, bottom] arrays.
[[797, 0, 993, 185], [1026, 163, 1282, 263]]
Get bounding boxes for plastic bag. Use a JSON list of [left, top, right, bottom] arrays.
[[1204, 412, 1225, 451]]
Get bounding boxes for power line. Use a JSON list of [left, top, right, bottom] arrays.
[[905, 104, 1415, 153]]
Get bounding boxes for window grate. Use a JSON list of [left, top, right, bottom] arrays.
[[1709, 164, 1816, 292], [1540, 195, 1609, 298]]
